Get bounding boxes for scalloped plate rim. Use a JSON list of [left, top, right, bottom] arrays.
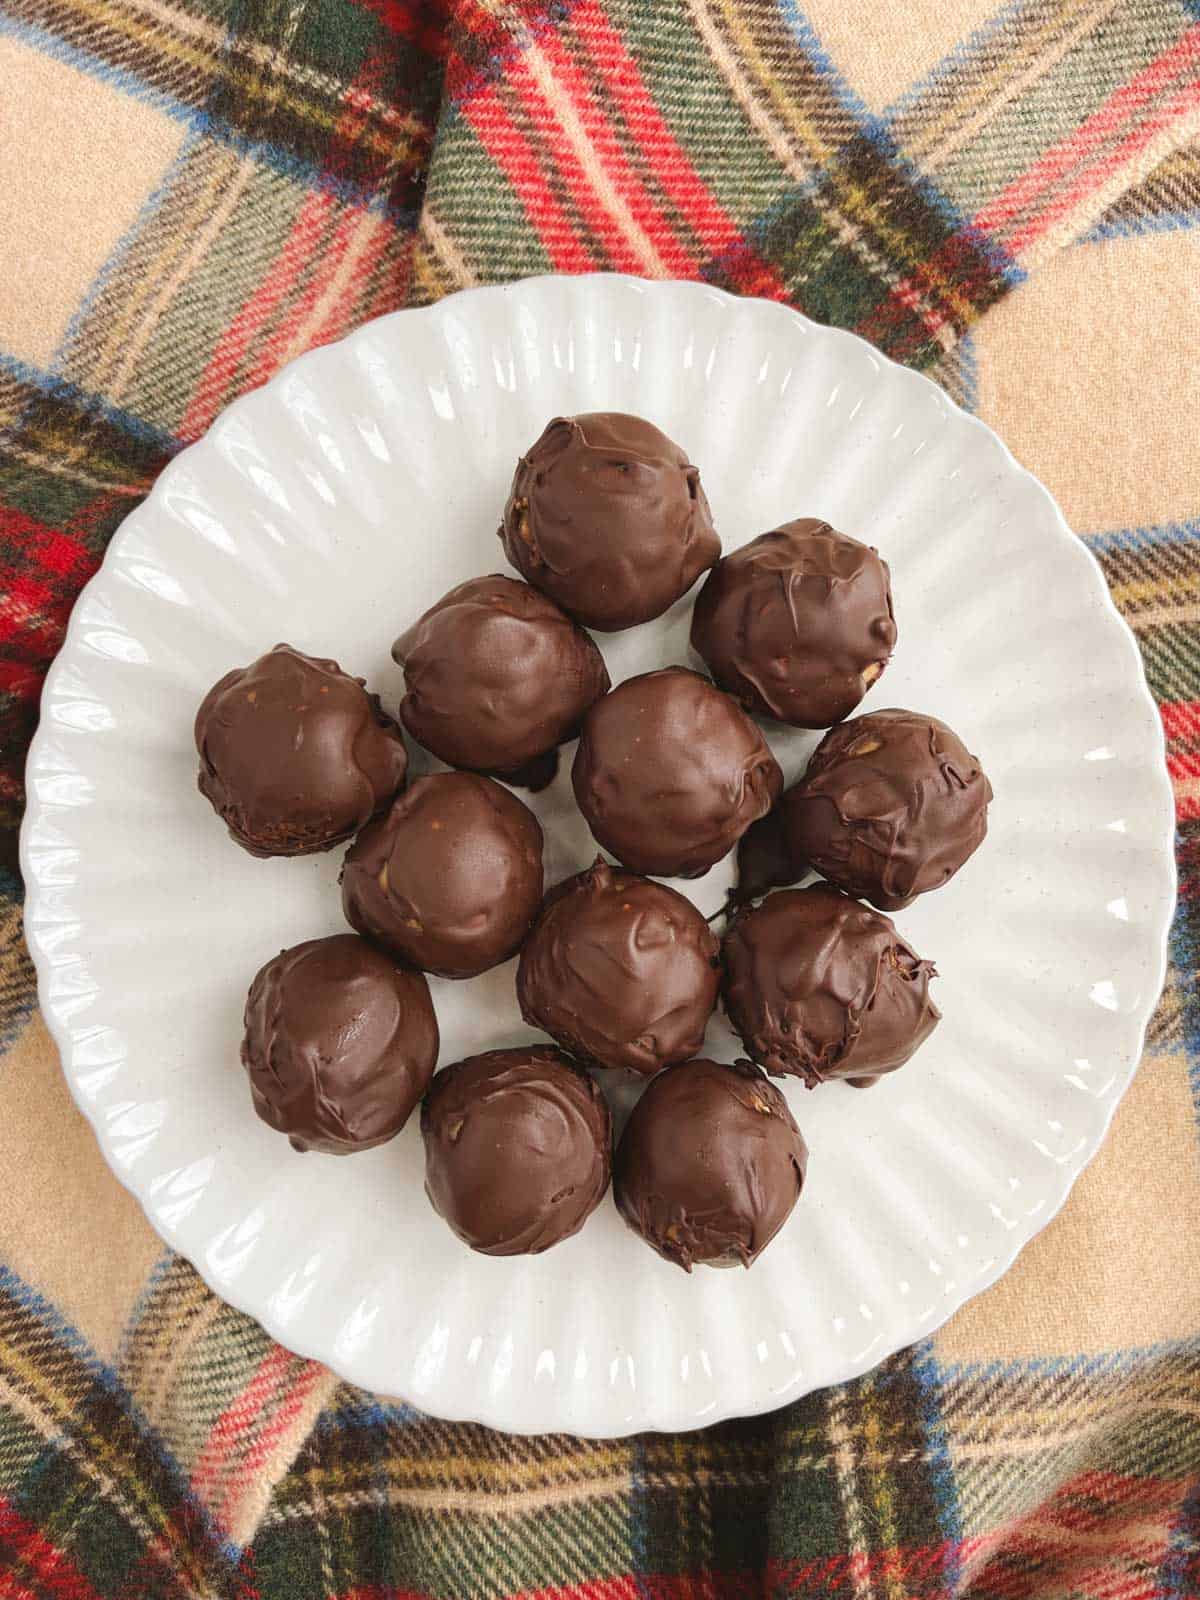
[[20, 273, 1177, 1435]]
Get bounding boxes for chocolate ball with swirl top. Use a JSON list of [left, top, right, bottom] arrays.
[[690, 518, 896, 728], [572, 668, 783, 878], [499, 413, 721, 631], [517, 858, 720, 1075], [722, 885, 939, 1087], [421, 1047, 612, 1256], [782, 708, 992, 911], [614, 1058, 808, 1271], [393, 575, 610, 787], [242, 934, 438, 1155], [341, 772, 543, 979], [195, 644, 407, 857]]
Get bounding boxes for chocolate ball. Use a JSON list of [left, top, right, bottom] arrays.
[[195, 644, 406, 857], [722, 885, 939, 1086], [783, 708, 992, 911], [690, 517, 896, 728], [572, 668, 783, 878], [242, 934, 438, 1154], [421, 1047, 612, 1255], [517, 858, 720, 1075], [614, 1058, 807, 1271], [393, 575, 610, 783], [341, 772, 543, 979], [499, 413, 720, 631]]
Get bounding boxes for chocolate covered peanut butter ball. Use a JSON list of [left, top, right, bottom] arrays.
[[690, 518, 896, 728], [499, 413, 720, 631], [393, 575, 609, 786], [242, 934, 438, 1154], [572, 668, 782, 878], [196, 644, 407, 857], [722, 885, 939, 1086], [614, 1058, 807, 1271], [421, 1047, 611, 1256], [517, 858, 720, 1074], [782, 709, 992, 910], [342, 772, 543, 979]]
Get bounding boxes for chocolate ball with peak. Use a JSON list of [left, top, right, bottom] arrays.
[[393, 575, 610, 785], [572, 667, 782, 878], [195, 644, 407, 857], [242, 934, 438, 1155], [341, 772, 543, 978], [614, 1058, 808, 1271], [517, 858, 720, 1075], [722, 885, 939, 1087], [499, 412, 720, 631], [782, 708, 992, 911], [421, 1047, 612, 1256], [690, 518, 896, 728]]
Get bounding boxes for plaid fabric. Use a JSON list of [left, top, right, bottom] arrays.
[[1, 1, 1199, 1595]]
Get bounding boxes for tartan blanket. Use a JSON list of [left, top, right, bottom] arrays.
[[1, 0, 1199, 1594]]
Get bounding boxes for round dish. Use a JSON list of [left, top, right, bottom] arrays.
[[21, 274, 1175, 1436]]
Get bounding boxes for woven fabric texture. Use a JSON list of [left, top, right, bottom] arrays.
[[0, 1, 1198, 1595]]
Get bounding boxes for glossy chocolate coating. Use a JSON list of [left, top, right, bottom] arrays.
[[572, 668, 783, 878], [722, 885, 939, 1086], [393, 575, 610, 779], [196, 644, 406, 857], [690, 518, 896, 728], [421, 1047, 612, 1255], [242, 934, 438, 1154], [517, 858, 720, 1075], [614, 1058, 807, 1271], [733, 807, 798, 906], [783, 709, 992, 910], [341, 772, 543, 979], [499, 412, 721, 631]]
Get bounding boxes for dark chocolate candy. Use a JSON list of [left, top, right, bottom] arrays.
[[614, 1058, 807, 1271], [393, 575, 610, 780], [242, 934, 438, 1154], [195, 644, 406, 858], [690, 517, 896, 728], [499, 413, 720, 631], [421, 1047, 612, 1256], [341, 772, 543, 979], [517, 858, 720, 1075], [572, 667, 782, 878], [722, 884, 939, 1086], [783, 709, 992, 910]]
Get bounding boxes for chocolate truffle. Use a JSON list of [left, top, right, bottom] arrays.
[[690, 518, 896, 728], [341, 772, 543, 979], [393, 575, 610, 784], [195, 644, 407, 857], [722, 885, 939, 1086], [517, 858, 720, 1074], [242, 934, 438, 1154], [572, 668, 783, 878], [614, 1058, 807, 1271], [499, 413, 720, 631], [782, 708, 992, 911], [421, 1047, 612, 1255]]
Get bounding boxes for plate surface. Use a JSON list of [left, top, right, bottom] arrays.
[[21, 275, 1175, 1436]]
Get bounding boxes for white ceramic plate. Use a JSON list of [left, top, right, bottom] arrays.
[[21, 275, 1175, 1436]]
